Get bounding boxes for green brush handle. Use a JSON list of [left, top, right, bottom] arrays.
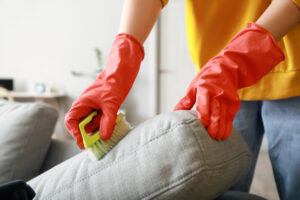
[[79, 111, 125, 148]]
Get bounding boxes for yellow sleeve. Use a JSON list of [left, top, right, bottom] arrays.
[[292, 0, 300, 8], [160, 0, 169, 8]]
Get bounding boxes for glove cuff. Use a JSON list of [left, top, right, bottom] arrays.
[[218, 21, 285, 89], [116, 33, 145, 60], [246, 22, 285, 60]]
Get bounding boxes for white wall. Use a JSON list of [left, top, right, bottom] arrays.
[[0, 0, 198, 138], [0, 0, 157, 137], [159, 1, 196, 112]]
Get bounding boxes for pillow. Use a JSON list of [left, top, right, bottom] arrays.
[[28, 110, 252, 200], [0, 100, 58, 183]]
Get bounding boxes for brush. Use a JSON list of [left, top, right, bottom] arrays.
[[79, 110, 132, 160]]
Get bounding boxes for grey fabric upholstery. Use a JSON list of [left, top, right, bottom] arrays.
[[0, 100, 58, 183], [28, 110, 252, 200], [40, 138, 81, 173]]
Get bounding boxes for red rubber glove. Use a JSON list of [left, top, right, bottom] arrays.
[[65, 34, 144, 149], [174, 22, 284, 140]]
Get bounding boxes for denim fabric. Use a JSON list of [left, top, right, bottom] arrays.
[[231, 96, 300, 200]]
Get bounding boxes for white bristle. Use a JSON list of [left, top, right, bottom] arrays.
[[89, 118, 131, 160], [86, 148, 98, 161]]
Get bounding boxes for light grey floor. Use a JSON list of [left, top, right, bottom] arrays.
[[250, 149, 280, 200]]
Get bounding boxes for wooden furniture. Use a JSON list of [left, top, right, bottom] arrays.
[[0, 87, 14, 101]]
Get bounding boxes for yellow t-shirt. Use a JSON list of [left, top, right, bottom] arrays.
[[161, 0, 300, 100]]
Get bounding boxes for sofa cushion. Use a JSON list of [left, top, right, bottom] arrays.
[[28, 110, 252, 200], [0, 100, 58, 183]]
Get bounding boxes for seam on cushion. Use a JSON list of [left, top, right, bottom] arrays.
[[189, 121, 252, 168], [143, 120, 252, 199], [136, 117, 196, 138], [10, 105, 40, 180], [230, 150, 253, 185], [144, 122, 253, 199], [42, 118, 198, 199], [189, 120, 207, 170], [145, 152, 252, 200]]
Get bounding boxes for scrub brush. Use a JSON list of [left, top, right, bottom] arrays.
[[79, 110, 132, 160]]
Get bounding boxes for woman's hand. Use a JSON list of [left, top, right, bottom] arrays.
[[175, 0, 300, 140], [64, 0, 163, 149], [174, 23, 284, 140], [65, 34, 144, 149]]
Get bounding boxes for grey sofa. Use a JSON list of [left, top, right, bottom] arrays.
[[0, 100, 265, 199]]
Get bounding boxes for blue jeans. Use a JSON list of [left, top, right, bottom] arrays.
[[231, 96, 300, 200]]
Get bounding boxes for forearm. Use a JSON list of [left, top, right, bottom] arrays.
[[118, 0, 163, 44], [256, 0, 300, 41]]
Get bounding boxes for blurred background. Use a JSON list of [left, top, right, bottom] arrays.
[[0, 0, 194, 137], [0, 0, 279, 199]]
